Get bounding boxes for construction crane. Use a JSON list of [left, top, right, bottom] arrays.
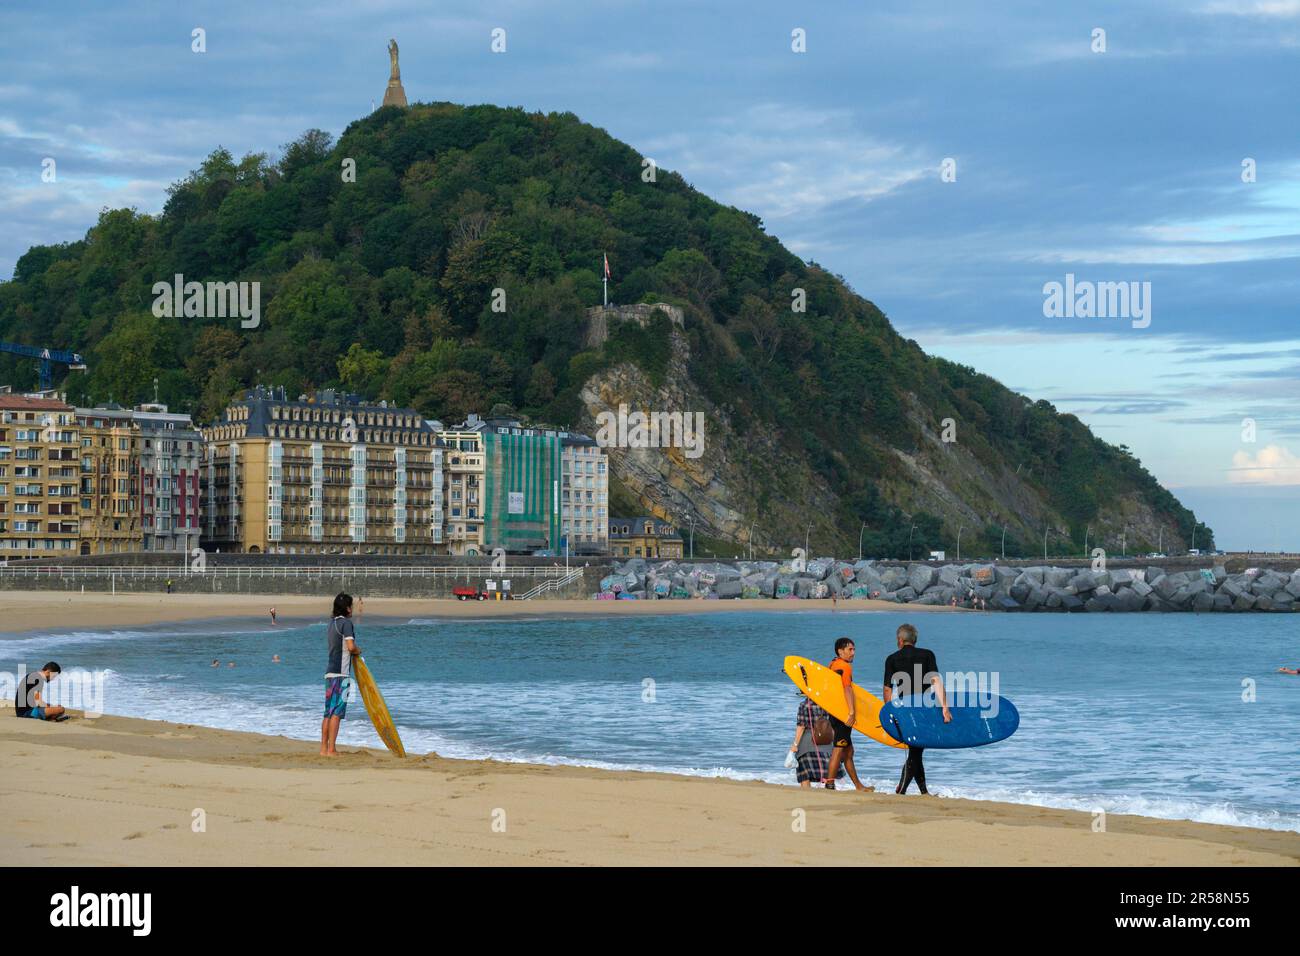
[[0, 341, 87, 390]]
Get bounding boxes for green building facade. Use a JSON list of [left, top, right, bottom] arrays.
[[481, 429, 562, 552]]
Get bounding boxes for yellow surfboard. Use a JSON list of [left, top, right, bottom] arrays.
[[352, 657, 406, 758], [783, 655, 906, 750]]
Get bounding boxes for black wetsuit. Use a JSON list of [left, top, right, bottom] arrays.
[[884, 644, 940, 794]]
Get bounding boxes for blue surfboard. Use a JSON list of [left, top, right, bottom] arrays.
[[882, 691, 1019, 748]]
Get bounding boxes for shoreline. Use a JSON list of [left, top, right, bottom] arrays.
[[0, 590, 960, 635], [2, 709, 1296, 866]]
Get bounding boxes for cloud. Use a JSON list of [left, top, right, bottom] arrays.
[[1201, 0, 1300, 17], [641, 104, 931, 222], [1229, 444, 1300, 484]]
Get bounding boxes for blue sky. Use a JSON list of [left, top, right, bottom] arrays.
[[2, 1, 1298, 548]]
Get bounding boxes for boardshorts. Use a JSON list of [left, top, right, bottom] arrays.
[[324, 676, 351, 719], [828, 715, 853, 749]]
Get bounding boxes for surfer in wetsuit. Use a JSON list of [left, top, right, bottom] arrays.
[[883, 623, 950, 795], [321, 592, 361, 757], [823, 638, 874, 791]]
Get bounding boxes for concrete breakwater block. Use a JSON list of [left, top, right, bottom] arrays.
[[600, 558, 1298, 611]]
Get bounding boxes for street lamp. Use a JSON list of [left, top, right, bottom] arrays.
[[859, 521, 866, 562], [1001, 524, 1007, 561], [749, 521, 756, 561], [1083, 525, 1090, 558], [687, 515, 694, 559], [957, 524, 963, 562], [1043, 527, 1050, 561], [908, 522, 916, 561], [805, 523, 811, 557]]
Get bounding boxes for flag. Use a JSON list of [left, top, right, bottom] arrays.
[[603, 253, 610, 279]]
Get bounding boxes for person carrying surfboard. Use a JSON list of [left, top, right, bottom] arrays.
[[823, 638, 873, 791], [882, 623, 950, 795], [321, 592, 362, 757]]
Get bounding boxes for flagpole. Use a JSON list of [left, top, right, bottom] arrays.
[[602, 252, 608, 307]]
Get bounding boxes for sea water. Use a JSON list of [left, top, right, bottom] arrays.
[[4, 609, 1297, 832]]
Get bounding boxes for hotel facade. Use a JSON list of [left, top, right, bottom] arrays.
[[201, 387, 445, 555]]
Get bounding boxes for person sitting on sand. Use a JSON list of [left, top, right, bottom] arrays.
[[823, 638, 874, 792], [321, 592, 361, 757], [15, 662, 65, 721], [883, 623, 951, 795], [790, 694, 844, 788]]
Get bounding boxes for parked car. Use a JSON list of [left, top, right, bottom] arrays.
[[452, 586, 488, 602]]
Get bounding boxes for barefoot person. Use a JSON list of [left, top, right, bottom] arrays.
[[883, 623, 950, 795], [15, 662, 65, 721], [823, 638, 873, 791], [321, 592, 361, 757]]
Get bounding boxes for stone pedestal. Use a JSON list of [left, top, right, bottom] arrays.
[[382, 80, 408, 108]]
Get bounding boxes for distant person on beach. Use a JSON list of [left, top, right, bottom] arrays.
[[790, 695, 843, 788], [321, 592, 361, 757], [883, 623, 950, 795], [823, 638, 873, 791], [15, 662, 64, 721], [269, 607, 278, 625], [165, 579, 173, 594]]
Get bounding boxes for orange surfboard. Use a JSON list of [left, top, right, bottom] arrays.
[[783, 655, 906, 750]]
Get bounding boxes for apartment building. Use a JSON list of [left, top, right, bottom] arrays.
[[560, 433, 608, 554], [75, 403, 204, 554], [135, 403, 203, 553], [0, 395, 80, 557], [75, 404, 138, 554], [434, 423, 485, 555], [202, 387, 444, 555]]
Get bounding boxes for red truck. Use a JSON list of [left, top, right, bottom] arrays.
[[452, 586, 488, 602]]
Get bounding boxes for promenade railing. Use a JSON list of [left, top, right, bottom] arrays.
[[0, 565, 578, 580]]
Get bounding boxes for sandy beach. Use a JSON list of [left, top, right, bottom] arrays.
[[1, 709, 1295, 866], [3, 590, 1296, 867], [0, 590, 958, 634]]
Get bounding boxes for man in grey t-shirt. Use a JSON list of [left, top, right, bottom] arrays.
[[320, 592, 361, 756]]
